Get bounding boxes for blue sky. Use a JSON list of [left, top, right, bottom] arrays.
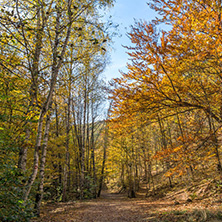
[[103, 0, 157, 81]]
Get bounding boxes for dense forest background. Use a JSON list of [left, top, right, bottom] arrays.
[[1, 0, 222, 221]]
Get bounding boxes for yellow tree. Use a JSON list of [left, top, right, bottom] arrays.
[[110, 0, 222, 182], [0, 0, 114, 218]]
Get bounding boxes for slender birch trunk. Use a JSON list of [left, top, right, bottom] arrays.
[[35, 106, 52, 216], [24, 110, 45, 201]]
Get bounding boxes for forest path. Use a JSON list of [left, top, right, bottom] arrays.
[[36, 192, 171, 222], [35, 191, 222, 222]]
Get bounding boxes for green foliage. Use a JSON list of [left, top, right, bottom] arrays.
[[216, 211, 222, 220], [56, 186, 63, 202], [0, 129, 34, 221], [72, 175, 97, 200], [83, 175, 97, 199], [0, 162, 34, 221]]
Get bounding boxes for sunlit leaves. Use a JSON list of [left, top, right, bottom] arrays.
[[108, 0, 222, 182]]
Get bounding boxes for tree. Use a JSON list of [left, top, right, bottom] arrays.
[[108, 0, 222, 191], [0, 0, 114, 218]]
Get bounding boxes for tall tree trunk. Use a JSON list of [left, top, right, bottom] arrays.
[[128, 136, 136, 198], [72, 99, 82, 196], [97, 103, 112, 197], [62, 90, 71, 202], [23, 110, 45, 201], [120, 164, 126, 191], [86, 100, 90, 173], [55, 101, 62, 198], [35, 106, 52, 216], [80, 87, 87, 199], [77, 97, 83, 198], [97, 122, 108, 197], [91, 98, 97, 198]]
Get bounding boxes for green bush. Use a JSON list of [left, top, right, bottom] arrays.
[[0, 163, 34, 221], [0, 124, 35, 221]]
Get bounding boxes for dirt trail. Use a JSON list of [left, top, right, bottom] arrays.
[[36, 192, 167, 222], [35, 192, 222, 222]]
